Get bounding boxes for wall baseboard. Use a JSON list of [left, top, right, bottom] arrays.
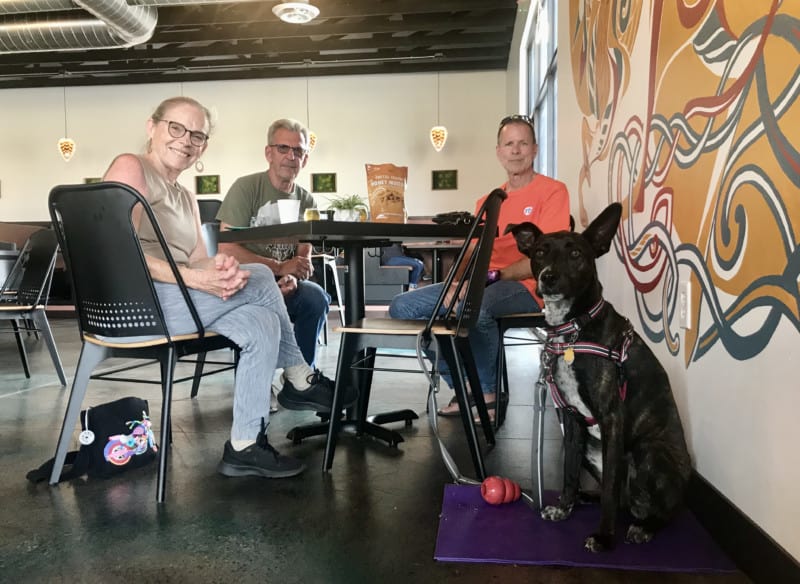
[[687, 471, 800, 583]]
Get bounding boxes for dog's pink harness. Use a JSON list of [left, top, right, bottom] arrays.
[[541, 299, 634, 426]]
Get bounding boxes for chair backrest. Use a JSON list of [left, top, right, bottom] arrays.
[[49, 182, 204, 341], [200, 221, 220, 257], [197, 198, 222, 224], [424, 188, 507, 338], [1, 229, 59, 306]]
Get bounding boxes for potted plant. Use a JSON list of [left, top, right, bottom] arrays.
[[325, 194, 369, 222]]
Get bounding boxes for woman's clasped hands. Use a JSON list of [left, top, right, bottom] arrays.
[[189, 253, 251, 300]]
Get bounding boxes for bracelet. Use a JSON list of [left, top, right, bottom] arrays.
[[486, 269, 501, 286]]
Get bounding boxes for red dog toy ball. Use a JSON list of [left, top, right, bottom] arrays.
[[480, 476, 521, 505]]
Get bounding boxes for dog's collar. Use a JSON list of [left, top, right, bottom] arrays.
[[545, 298, 606, 339]]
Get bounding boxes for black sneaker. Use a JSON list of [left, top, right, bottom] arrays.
[[277, 369, 358, 413], [217, 418, 305, 478]]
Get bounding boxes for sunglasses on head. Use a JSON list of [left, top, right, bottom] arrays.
[[499, 114, 536, 136]]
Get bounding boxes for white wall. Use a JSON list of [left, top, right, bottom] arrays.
[[0, 71, 508, 221]]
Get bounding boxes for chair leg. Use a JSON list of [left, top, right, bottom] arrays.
[[11, 319, 31, 378], [156, 348, 177, 503], [494, 324, 507, 430], [31, 310, 67, 387], [323, 332, 360, 471], [190, 351, 206, 398], [441, 336, 486, 480], [327, 258, 345, 326], [49, 342, 107, 485], [455, 337, 495, 445], [355, 347, 377, 434], [534, 373, 547, 509]]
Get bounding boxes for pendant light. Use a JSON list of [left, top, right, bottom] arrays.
[[429, 65, 447, 152], [58, 80, 76, 162], [305, 62, 317, 151]]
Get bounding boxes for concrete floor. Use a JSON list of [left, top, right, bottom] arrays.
[[0, 315, 751, 583]]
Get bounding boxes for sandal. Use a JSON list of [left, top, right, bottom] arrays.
[[438, 393, 505, 418], [437, 395, 474, 417], [473, 393, 509, 426]]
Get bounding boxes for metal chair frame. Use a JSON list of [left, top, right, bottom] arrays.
[[0, 229, 67, 385], [321, 189, 508, 478], [48, 181, 239, 503]]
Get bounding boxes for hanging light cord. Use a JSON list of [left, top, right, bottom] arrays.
[[62, 83, 68, 137], [305, 59, 312, 129], [436, 70, 441, 126], [306, 76, 311, 128]]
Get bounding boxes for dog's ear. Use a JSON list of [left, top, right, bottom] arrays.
[[505, 222, 542, 257], [582, 203, 622, 257]]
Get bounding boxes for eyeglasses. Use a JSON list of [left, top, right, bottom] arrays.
[[498, 114, 536, 141], [157, 119, 209, 147], [269, 143, 308, 158]]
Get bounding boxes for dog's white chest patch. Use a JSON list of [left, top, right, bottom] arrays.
[[551, 341, 602, 443]]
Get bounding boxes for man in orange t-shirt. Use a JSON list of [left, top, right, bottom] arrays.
[[389, 115, 570, 421]]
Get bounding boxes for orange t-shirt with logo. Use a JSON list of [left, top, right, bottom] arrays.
[[474, 174, 570, 300]]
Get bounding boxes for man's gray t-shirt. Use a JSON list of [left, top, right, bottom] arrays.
[[217, 172, 315, 261]]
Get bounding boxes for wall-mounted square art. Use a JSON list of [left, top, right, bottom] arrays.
[[432, 169, 458, 190], [195, 175, 221, 195], [312, 173, 337, 193]]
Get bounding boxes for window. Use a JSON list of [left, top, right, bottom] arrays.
[[526, 0, 558, 178]]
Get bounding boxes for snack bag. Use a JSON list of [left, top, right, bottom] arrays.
[[365, 163, 407, 223]]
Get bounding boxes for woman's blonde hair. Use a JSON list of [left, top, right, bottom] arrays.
[[151, 96, 214, 133], [146, 96, 213, 153]]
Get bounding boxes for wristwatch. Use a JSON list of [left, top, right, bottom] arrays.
[[486, 269, 502, 285]]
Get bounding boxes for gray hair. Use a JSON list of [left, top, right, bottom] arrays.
[[267, 118, 309, 145], [151, 96, 214, 134]]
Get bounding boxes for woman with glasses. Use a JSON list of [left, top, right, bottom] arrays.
[[389, 114, 571, 424], [102, 96, 354, 481]]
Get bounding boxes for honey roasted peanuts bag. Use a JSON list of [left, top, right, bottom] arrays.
[[365, 163, 407, 223]]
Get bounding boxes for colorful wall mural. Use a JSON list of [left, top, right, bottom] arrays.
[[569, 0, 799, 365]]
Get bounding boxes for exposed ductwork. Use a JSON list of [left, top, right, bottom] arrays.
[[0, 0, 266, 54]]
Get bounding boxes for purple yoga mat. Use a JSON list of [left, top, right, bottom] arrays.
[[435, 484, 737, 573]]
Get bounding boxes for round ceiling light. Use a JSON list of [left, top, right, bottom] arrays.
[[272, 1, 320, 24]]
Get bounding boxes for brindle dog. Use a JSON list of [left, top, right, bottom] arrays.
[[508, 203, 691, 552]]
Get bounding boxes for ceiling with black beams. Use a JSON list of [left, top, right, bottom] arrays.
[[0, 0, 523, 89]]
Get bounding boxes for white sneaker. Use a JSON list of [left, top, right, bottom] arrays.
[[270, 382, 280, 413]]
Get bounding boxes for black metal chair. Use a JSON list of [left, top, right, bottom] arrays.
[[197, 198, 222, 224], [322, 189, 508, 478], [48, 182, 240, 503], [0, 229, 67, 385], [494, 312, 547, 428]]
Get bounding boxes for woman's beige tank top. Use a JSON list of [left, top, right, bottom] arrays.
[[136, 155, 198, 266]]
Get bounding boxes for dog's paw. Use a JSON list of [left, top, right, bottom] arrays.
[[584, 533, 615, 553], [625, 523, 654, 544], [540, 504, 573, 521]]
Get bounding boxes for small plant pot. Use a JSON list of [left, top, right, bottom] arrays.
[[336, 209, 362, 222]]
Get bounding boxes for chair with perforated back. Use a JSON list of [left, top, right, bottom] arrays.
[[322, 189, 508, 478], [48, 181, 240, 503], [0, 229, 67, 385]]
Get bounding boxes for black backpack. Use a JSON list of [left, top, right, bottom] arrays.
[[27, 396, 158, 483]]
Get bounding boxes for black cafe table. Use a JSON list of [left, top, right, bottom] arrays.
[[219, 220, 472, 325], [218, 220, 473, 448]]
